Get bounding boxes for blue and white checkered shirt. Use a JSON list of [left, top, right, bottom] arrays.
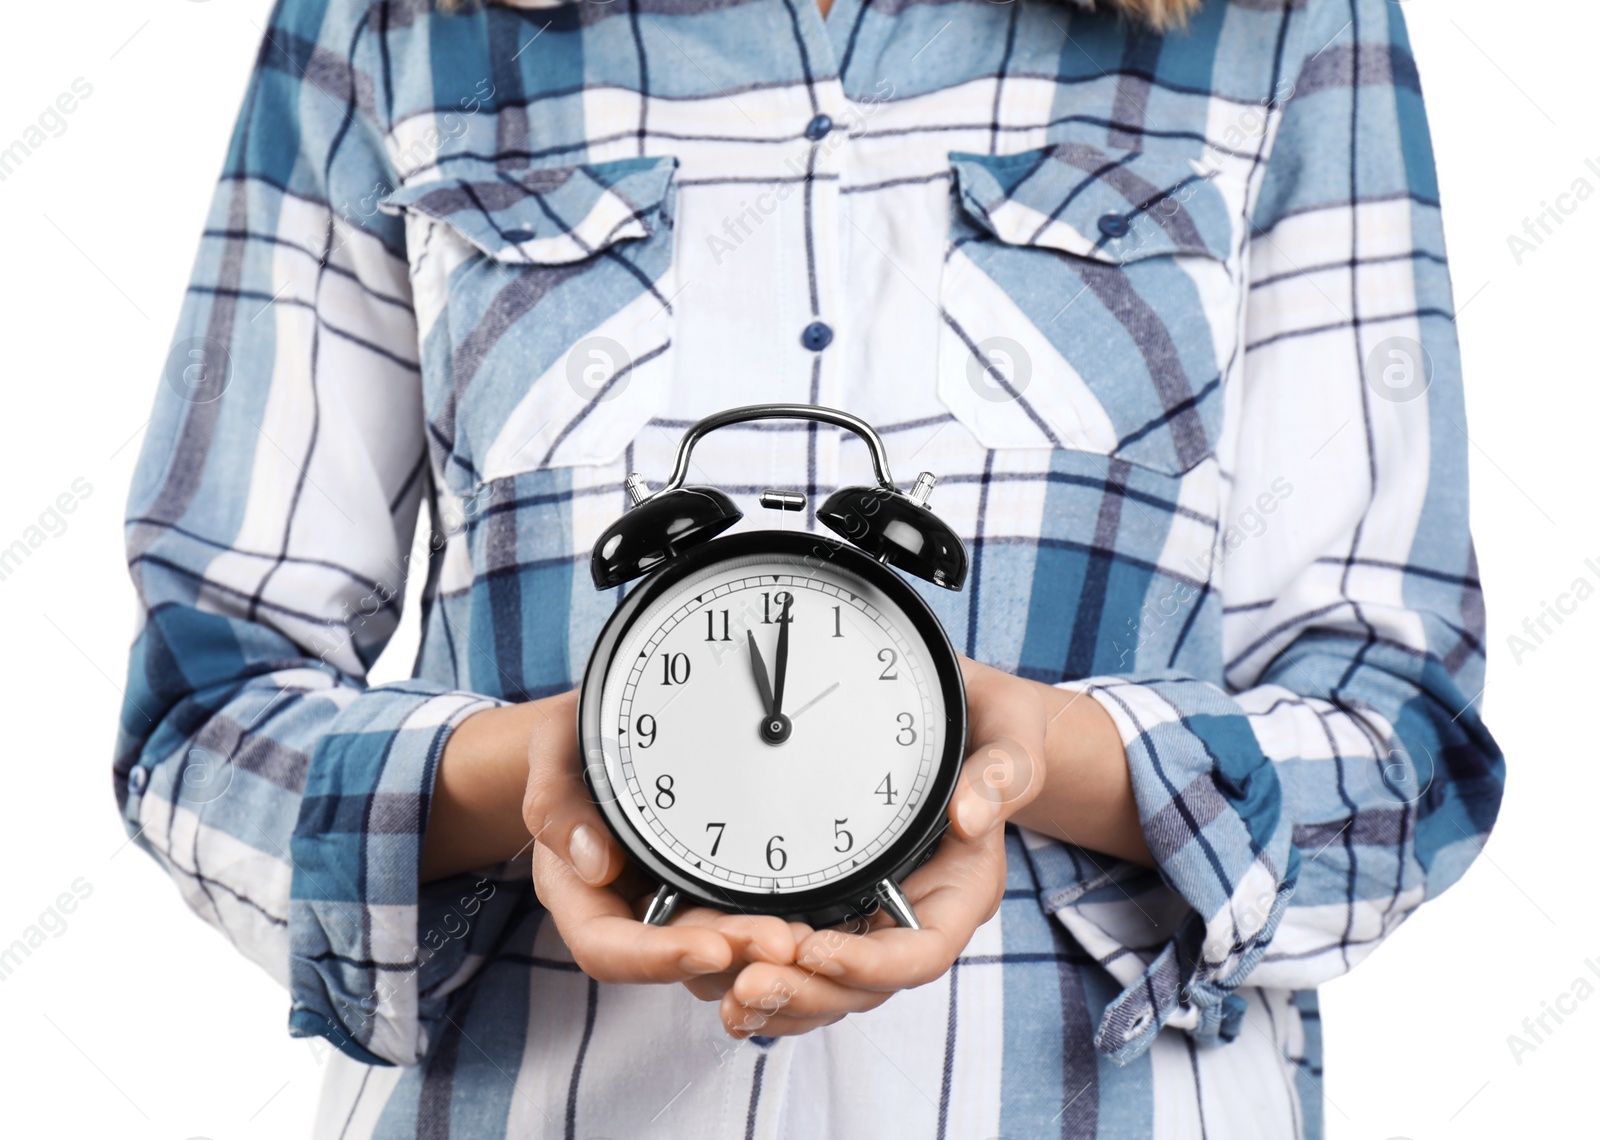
[[116, 0, 1504, 1135]]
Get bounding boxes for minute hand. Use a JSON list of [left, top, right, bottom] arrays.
[[772, 595, 792, 716]]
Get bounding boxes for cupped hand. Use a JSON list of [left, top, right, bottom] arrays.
[[713, 656, 1049, 1038], [524, 691, 799, 985]]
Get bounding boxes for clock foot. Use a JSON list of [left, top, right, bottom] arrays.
[[874, 878, 921, 931], [642, 885, 682, 927]]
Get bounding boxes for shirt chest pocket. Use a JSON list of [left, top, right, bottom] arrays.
[[938, 143, 1242, 478], [381, 156, 680, 497]]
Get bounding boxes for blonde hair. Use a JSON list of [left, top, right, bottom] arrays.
[[1103, 0, 1203, 28], [442, 0, 1203, 32]]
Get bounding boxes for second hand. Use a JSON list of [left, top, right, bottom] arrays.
[[790, 681, 840, 720]]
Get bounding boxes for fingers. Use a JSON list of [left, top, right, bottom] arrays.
[[718, 962, 893, 1034], [679, 915, 805, 1001], [682, 970, 739, 1002], [671, 912, 796, 972], [532, 845, 733, 984], [704, 913, 801, 968], [521, 690, 623, 887], [791, 826, 1007, 992], [705, 828, 1007, 1039]]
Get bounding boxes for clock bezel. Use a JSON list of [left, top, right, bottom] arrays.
[[578, 529, 967, 928]]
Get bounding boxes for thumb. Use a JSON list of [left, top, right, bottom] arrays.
[[521, 690, 624, 887], [949, 734, 1044, 840]]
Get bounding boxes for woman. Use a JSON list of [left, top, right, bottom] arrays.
[[116, 0, 1504, 1135]]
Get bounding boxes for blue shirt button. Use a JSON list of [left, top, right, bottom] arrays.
[[800, 321, 834, 351], [502, 228, 536, 242], [804, 114, 834, 141], [1098, 213, 1130, 239], [128, 766, 148, 793]]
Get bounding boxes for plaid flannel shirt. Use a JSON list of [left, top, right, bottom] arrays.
[[115, 0, 1504, 1135]]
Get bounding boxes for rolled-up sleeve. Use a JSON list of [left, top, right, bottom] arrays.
[[1032, 0, 1505, 1064], [115, 0, 517, 1067]]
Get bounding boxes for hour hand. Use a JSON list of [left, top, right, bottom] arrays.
[[747, 630, 790, 745], [747, 629, 776, 717]]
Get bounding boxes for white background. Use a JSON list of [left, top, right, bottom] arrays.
[[0, 1, 1593, 1136]]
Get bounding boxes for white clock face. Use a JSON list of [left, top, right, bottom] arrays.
[[595, 549, 948, 895]]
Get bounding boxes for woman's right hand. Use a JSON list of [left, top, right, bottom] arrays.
[[424, 690, 797, 986], [519, 691, 799, 985]]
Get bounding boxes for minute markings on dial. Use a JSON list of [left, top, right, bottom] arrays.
[[605, 564, 940, 891]]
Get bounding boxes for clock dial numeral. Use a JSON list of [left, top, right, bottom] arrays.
[[832, 605, 844, 638], [877, 647, 899, 680], [654, 774, 676, 809], [659, 652, 691, 686], [766, 835, 787, 871], [895, 712, 918, 746], [635, 714, 657, 748], [877, 773, 899, 805], [833, 818, 854, 853], [705, 822, 725, 856], [761, 591, 794, 624], [704, 609, 731, 642]]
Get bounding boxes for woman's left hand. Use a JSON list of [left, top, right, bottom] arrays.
[[709, 657, 1051, 1038]]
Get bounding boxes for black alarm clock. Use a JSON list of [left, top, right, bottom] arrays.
[[577, 404, 969, 931]]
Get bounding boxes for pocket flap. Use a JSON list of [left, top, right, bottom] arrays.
[[380, 156, 678, 265], [950, 143, 1231, 265]]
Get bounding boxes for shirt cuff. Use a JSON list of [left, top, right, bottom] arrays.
[[286, 682, 506, 1066], [1035, 674, 1298, 1064]]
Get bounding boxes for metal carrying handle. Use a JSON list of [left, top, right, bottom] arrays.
[[649, 403, 900, 499]]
